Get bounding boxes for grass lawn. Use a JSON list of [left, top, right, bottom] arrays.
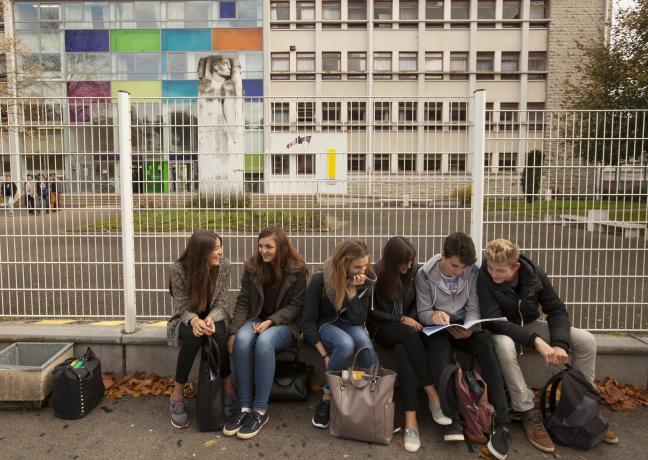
[[79, 209, 328, 233], [484, 199, 646, 222]]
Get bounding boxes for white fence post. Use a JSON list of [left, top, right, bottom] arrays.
[[118, 91, 137, 333], [471, 89, 486, 262]]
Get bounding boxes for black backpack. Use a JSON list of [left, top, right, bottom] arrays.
[[540, 366, 608, 450]]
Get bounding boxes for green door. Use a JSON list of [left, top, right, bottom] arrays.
[[144, 160, 169, 193]]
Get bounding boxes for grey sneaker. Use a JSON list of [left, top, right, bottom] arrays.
[[429, 400, 452, 426], [170, 397, 189, 429], [403, 427, 421, 453]]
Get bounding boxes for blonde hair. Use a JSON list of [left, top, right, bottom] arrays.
[[484, 239, 520, 266], [330, 239, 372, 309]]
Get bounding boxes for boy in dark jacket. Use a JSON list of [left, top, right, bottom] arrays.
[[477, 238, 617, 453]]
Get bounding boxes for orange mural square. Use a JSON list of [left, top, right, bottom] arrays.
[[213, 28, 263, 51]]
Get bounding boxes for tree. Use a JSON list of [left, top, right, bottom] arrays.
[[521, 150, 544, 203], [566, 1, 648, 166]]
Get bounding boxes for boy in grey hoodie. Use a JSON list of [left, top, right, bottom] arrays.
[[416, 232, 511, 460]]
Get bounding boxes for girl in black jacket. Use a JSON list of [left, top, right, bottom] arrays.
[[368, 237, 451, 453], [300, 239, 376, 430]]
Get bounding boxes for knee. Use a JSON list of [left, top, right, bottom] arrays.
[[255, 333, 278, 355], [571, 329, 596, 354], [234, 326, 255, 350], [490, 334, 518, 362], [334, 334, 355, 357]]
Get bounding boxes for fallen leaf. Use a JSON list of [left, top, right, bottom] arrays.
[[203, 439, 218, 447]]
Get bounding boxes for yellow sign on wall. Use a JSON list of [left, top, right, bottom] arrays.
[[327, 148, 336, 180]]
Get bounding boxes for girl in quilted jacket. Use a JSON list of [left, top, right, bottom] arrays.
[[167, 230, 233, 429]]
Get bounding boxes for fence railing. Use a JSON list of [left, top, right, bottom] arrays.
[[0, 93, 646, 332]]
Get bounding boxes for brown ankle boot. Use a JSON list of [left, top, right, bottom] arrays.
[[522, 408, 555, 453]]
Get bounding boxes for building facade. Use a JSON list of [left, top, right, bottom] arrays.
[[2, 0, 611, 194], [264, 0, 611, 190]]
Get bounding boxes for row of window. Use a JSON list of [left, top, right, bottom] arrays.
[[14, 1, 261, 30], [270, 152, 517, 175], [271, 50, 546, 80], [270, 0, 548, 29], [17, 51, 263, 81], [270, 101, 546, 131]]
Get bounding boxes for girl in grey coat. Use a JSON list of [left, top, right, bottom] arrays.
[[167, 230, 233, 429]]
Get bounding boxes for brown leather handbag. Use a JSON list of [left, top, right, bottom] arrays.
[[326, 347, 397, 445]]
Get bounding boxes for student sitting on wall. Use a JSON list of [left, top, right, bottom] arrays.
[[416, 232, 511, 460], [167, 230, 234, 429], [224, 226, 308, 440], [367, 236, 452, 453], [300, 239, 376, 431], [477, 238, 618, 453]]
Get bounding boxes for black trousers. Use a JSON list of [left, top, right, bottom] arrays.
[[374, 321, 435, 412], [26, 195, 35, 213], [423, 330, 510, 425], [175, 321, 230, 384]]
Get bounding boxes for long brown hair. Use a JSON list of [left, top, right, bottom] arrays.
[[248, 226, 307, 286], [330, 239, 373, 309], [376, 236, 416, 301], [169, 230, 222, 313]]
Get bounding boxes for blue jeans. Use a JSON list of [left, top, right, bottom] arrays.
[[319, 319, 375, 393], [233, 320, 294, 410]]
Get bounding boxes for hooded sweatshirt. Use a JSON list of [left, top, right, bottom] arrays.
[[415, 254, 480, 326]]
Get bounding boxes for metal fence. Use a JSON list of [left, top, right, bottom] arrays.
[[0, 92, 646, 332]]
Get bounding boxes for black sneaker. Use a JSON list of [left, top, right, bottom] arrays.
[[312, 398, 331, 429], [223, 409, 250, 437], [443, 419, 465, 442], [488, 424, 511, 460], [237, 411, 269, 440]]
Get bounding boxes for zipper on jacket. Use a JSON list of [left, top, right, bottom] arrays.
[[517, 299, 524, 356]]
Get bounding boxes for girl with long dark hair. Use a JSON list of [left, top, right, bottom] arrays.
[[223, 226, 308, 440], [368, 236, 451, 453], [167, 230, 233, 429]]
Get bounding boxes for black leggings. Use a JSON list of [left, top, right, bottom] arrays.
[[373, 321, 435, 412], [422, 330, 510, 425], [175, 321, 230, 384]]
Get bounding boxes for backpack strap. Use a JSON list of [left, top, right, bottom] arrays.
[[438, 362, 460, 417], [539, 370, 564, 422]]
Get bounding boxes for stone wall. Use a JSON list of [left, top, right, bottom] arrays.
[[546, 0, 612, 110]]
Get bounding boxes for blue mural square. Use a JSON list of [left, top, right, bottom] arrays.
[[243, 79, 263, 99], [162, 80, 199, 99], [65, 30, 109, 52], [162, 29, 212, 52], [220, 2, 237, 19]]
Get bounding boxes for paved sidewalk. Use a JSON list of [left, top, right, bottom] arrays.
[[0, 395, 645, 459]]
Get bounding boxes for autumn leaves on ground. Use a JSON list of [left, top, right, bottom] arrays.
[[102, 371, 648, 412]]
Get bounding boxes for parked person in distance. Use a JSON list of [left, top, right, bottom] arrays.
[[224, 226, 308, 440], [49, 173, 62, 211], [36, 174, 49, 214], [24, 174, 36, 215], [167, 230, 234, 429], [477, 238, 618, 453], [300, 239, 377, 431], [368, 236, 451, 453], [2, 174, 17, 216], [416, 232, 511, 460]]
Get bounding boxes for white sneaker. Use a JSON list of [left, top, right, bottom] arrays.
[[429, 400, 452, 426], [404, 427, 421, 453]]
